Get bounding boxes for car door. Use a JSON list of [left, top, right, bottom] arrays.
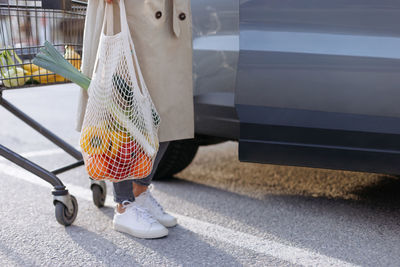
[[235, 0, 400, 174], [191, 0, 240, 139]]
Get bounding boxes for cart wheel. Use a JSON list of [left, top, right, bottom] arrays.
[[91, 184, 106, 208], [55, 195, 78, 226]]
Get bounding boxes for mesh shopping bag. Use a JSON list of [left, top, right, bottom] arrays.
[[80, 0, 160, 182]]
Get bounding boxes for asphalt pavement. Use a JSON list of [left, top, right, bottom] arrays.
[[1, 84, 400, 267]]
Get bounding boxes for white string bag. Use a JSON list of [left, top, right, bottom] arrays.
[[80, 0, 160, 182]]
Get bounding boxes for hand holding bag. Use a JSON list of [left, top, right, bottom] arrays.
[[80, 0, 160, 182]]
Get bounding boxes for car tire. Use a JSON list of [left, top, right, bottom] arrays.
[[153, 139, 199, 180]]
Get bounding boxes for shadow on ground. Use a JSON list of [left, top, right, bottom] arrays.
[[66, 225, 141, 266], [351, 175, 400, 209], [94, 206, 241, 266]]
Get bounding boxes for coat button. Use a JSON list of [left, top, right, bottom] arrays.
[[155, 11, 162, 19], [179, 12, 186, 20]]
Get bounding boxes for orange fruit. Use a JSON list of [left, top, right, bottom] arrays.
[[86, 154, 111, 180], [130, 154, 152, 178]]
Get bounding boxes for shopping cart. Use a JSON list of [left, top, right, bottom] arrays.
[[0, 0, 106, 226]]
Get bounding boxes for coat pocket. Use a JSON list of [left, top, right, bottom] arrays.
[[144, 0, 166, 24], [172, 0, 191, 37]]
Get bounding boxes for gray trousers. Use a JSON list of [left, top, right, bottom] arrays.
[[113, 141, 170, 203]]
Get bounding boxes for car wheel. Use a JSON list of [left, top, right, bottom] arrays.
[[154, 139, 199, 180]]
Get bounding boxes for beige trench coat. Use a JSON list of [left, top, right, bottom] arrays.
[[76, 0, 194, 142]]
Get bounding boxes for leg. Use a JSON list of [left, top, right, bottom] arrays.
[[112, 141, 170, 204], [113, 179, 134, 204], [132, 141, 170, 196], [112, 141, 172, 238], [134, 141, 170, 187], [130, 141, 177, 227]]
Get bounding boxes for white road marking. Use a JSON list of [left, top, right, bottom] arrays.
[[0, 147, 81, 162], [20, 148, 67, 158], [174, 214, 358, 267], [0, 158, 359, 267], [0, 162, 96, 203]]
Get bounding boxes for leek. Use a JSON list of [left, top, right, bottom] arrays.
[[32, 41, 90, 90]]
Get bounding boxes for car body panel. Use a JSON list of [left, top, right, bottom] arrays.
[[192, 0, 400, 174], [236, 0, 400, 119], [192, 0, 239, 96], [191, 0, 240, 138]]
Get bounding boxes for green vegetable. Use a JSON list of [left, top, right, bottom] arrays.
[[32, 41, 90, 90], [112, 73, 160, 127], [113, 74, 134, 104], [0, 50, 28, 87], [1, 67, 26, 87]]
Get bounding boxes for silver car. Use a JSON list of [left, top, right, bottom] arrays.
[[155, 0, 400, 178]]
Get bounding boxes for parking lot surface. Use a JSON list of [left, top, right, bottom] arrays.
[[1, 85, 400, 266]]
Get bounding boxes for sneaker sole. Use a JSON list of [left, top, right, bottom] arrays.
[[158, 218, 178, 228], [113, 222, 168, 239]]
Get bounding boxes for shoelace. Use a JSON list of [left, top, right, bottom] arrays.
[[121, 201, 157, 223]]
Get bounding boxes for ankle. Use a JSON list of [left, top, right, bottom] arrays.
[[116, 203, 126, 214], [133, 183, 148, 197]]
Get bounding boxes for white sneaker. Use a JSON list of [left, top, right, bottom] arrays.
[[113, 201, 168, 239], [134, 185, 178, 227]]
